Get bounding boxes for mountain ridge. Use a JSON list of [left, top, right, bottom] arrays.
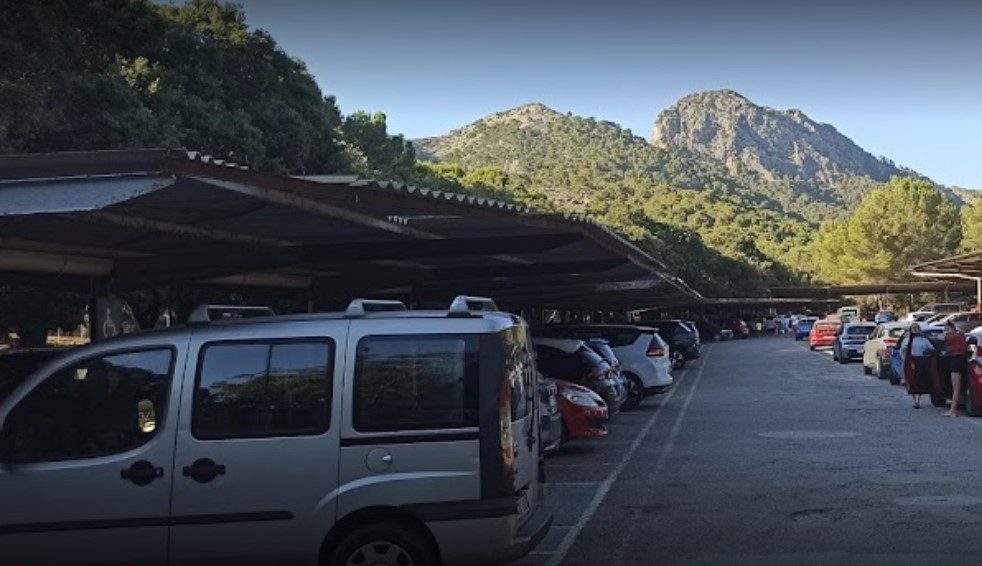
[[651, 89, 912, 187]]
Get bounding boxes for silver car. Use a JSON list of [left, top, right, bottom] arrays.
[[0, 297, 552, 566]]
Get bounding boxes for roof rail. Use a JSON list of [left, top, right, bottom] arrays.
[[344, 299, 408, 317], [187, 304, 275, 324], [448, 295, 498, 317]]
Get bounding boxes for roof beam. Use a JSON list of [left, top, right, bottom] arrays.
[[188, 175, 440, 239], [298, 233, 582, 262], [87, 211, 295, 247]]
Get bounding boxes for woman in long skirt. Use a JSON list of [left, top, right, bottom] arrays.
[[902, 323, 937, 408]]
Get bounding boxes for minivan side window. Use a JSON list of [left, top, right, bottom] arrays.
[[2, 348, 174, 464], [353, 335, 479, 432], [194, 340, 333, 439]]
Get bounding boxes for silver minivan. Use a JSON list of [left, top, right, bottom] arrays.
[[0, 297, 552, 565]]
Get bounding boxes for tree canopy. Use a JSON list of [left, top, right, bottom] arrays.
[[962, 200, 982, 252], [810, 178, 962, 284], [0, 0, 413, 176]]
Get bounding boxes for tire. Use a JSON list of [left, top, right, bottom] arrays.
[[623, 375, 644, 410], [875, 358, 887, 380], [671, 350, 686, 370], [967, 386, 982, 417], [809, 345, 815, 351], [328, 522, 436, 566], [838, 352, 847, 365], [560, 419, 569, 443], [832, 348, 838, 362], [863, 363, 872, 375], [930, 393, 947, 408], [889, 367, 901, 385]]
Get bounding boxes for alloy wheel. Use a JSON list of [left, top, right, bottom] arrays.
[[345, 541, 415, 566]]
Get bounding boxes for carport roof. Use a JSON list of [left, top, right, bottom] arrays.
[[0, 149, 701, 310], [911, 250, 982, 278]]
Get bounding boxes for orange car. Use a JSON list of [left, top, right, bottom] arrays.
[[809, 320, 841, 350]]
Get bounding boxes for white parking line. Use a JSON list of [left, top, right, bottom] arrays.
[[544, 352, 705, 566], [606, 345, 712, 565]]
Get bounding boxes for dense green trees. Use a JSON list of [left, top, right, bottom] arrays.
[[962, 200, 982, 252], [810, 178, 962, 283], [0, 0, 411, 176]]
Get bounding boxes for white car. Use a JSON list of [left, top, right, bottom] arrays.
[[862, 321, 908, 379], [532, 325, 673, 407], [928, 311, 982, 333]]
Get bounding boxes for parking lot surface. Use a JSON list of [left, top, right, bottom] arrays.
[[518, 335, 982, 565]]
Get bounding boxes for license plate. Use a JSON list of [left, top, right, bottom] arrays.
[[517, 492, 531, 517]]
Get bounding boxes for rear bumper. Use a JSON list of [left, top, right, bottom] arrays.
[[841, 345, 864, 358]]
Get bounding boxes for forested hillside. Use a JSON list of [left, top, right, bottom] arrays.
[[415, 103, 819, 294], [0, 0, 416, 180]]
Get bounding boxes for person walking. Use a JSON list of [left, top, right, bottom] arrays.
[[901, 323, 937, 409], [942, 321, 969, 417]]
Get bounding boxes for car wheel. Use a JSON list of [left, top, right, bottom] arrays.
[[832, 348, 838, 361], [875, 359, 886, 379], [623, 374, 644, 410], [329, 522, 436, 566], [888, 368, 901, 385], [671, 351, 686, 370], [930, 393, 947, 408], [838, 351, 847, 365], [809, 345, 815, 351], [863, 363, 872, 375], [560, 419, 569, 443]]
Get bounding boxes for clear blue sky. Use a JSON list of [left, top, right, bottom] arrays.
[[222, 0, 980, 188]]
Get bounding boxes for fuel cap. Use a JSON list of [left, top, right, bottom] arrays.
[[365, 447, 393, 473]]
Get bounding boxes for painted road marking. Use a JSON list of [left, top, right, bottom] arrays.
[[606, 344, 712, 565], [542, 358, 699, 566]]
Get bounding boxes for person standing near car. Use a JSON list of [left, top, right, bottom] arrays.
[[942, 321, 969, 417], [901, 323, 937, 409]]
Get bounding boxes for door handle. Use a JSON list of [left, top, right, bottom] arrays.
[[121, 460, 164, 486], [182, 457, 226, 484]]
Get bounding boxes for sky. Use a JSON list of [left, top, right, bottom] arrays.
[[220, 0, 981, 188]]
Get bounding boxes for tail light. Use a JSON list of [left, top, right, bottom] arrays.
[[646, 337, 666, 357], [498, 377, 516, 477], [884, 338, 898, 347]]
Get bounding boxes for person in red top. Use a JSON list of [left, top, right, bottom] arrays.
[[943, 321, 969, 417]]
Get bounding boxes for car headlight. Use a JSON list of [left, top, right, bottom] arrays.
[[561, 389, 599, 406]]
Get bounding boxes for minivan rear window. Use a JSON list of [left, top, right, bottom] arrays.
[[353, 335, 479, 432]]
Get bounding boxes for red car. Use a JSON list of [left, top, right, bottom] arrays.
[[730, 319, 750, 339], [554, 379, 608, 441], [809, 320, 840, 350]]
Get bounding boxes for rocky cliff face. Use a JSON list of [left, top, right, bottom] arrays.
[[652, 90, 904, 185]]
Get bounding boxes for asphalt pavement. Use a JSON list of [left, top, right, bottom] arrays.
[[518, 335, 982, 566]]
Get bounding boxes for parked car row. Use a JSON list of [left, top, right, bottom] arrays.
[[531, 322, 690, 449], [802, 308, 982, 418]]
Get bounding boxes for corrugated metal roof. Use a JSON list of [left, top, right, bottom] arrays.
[[0, 148, 701, 310]]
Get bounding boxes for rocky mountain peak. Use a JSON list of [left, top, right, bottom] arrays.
[[652, 90, 902, 184]]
